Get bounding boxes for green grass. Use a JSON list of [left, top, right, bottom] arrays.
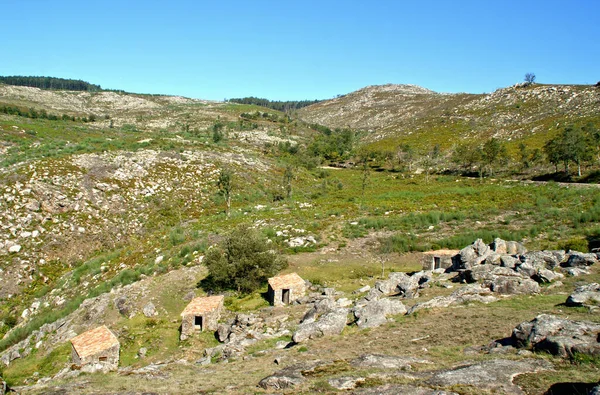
[[2, 342, 72, 386]]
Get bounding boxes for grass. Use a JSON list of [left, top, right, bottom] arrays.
[[2, 342, 72, 386]]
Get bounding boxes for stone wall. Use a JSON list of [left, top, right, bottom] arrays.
[[71, 343, 119, 372], [180, 307, 222, 340], [269, 283, 306, 307]]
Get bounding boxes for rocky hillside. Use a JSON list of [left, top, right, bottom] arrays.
[[298, 83, 600, 150], [1, 82, 600, 394]]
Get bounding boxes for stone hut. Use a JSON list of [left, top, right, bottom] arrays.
[[422, 250, 460, 271], [180, 295, 224, 340], [268, 272, 306, 306], [70, 325, 120, 372]]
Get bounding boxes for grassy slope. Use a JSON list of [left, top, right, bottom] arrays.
[[298, 83, 600, 153], [1, 85, 600, 393]]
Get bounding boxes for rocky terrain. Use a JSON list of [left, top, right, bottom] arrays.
[[1, 81, 599, 394], [298, 83, 600, 149]]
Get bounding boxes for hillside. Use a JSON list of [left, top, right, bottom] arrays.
[[0, 82, 599, 394], [298, 83, 600, 151]]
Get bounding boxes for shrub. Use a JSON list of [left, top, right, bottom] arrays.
[[201, 225, 287, 293]]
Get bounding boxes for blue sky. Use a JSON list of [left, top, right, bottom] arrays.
[[1, 0, 598, 100]]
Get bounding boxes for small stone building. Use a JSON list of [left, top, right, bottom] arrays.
[[268, 272, 306, 306], [422, 249, 460, 271], [180, 295, 224, 340], [70, 325, 120, 372]]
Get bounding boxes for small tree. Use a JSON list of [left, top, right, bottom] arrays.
[[481, 137, 507, 177], [202, 225, 288, 293], [524, 73, 536, 84], [283, 165, 294, 199], [217, 167, 233, 217]]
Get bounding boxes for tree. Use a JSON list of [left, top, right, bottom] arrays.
[[544, 125, 593, 176], [202, 225, 288, 293], [524, 73, 536, 84], [283, 165, 294, 199], [481, 137, 507, 177], [217, 167, 233, 217]]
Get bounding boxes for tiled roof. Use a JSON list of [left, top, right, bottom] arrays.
[[181, 295, 224, 316], [70, 325, 119, 358], [268, 272, 305, 290]]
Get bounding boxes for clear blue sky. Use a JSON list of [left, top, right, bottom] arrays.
[[1, 0, 598, 100]]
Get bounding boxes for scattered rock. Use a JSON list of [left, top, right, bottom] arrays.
[[426, 359, 552, 394], [217, 324, 232, 343], [566, 283, 600, 307], [512, 314, 600, 357], [328, 376, 365, 390], [564, 252, 599, 267], [142, 302, 157, 317], [138, 347, 147, 358], [354, 285, 371, 294], [114, 296, 130, 317], [354, 298, 407, 328], [292, 307, 348, 343], [258, 361, 325, 389], [8, 244, 21, 253]]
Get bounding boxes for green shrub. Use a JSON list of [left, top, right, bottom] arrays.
[[200, 224, 287, 294]]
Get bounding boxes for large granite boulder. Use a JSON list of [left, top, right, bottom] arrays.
[[354, 298, 407, 328], [566, 283, 600, 307], [512, 314, 600, 357], [564, 252, 599, 268], [426, 359, 552, 394], [292, 307, 348, 343]]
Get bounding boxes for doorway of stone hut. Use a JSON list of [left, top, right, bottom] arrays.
[[282, 289, 290, 304], [433, 257, 441, 270], [194, 315, 203, 331]]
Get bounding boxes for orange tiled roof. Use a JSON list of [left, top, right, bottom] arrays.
[[181, 295, 224, 316], [268, 272, 305, 290], [70, 325, 119, 358]]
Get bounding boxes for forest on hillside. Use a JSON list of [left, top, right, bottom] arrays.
[[228, 96, 321, 112], [0, 76, 102, 91]]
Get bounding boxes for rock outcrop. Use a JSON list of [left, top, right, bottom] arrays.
[[426, 358, 552, 394], [354, 298, 407, 328], [566, 283, 600, 308], [512, 314, 600, 357], [292, 305, 348, 343]]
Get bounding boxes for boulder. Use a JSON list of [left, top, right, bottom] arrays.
[[520, 250, 565, 270], [258, 369, 304, 389], [454, 239, 491, 270], [408, 284, 497, 315], [426, 359, 552, 394], [258, 361, 329, 390], [217, 324, 231, 342], [484, 275, 540, 295], [564, 252, 598, 267], [566, 283, 600, 307], [532, 268, 564, 284], [564, 267, 590, 277], [142, 302, 157, 317], [328, 376, 365, 390], [114, 296, 130, 316], [354, 298, 407, 328], [461, 264, 540, 294], [292, 308, 348, 343], [500, 255, 520, 269], [512, 314, 600, 357]]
